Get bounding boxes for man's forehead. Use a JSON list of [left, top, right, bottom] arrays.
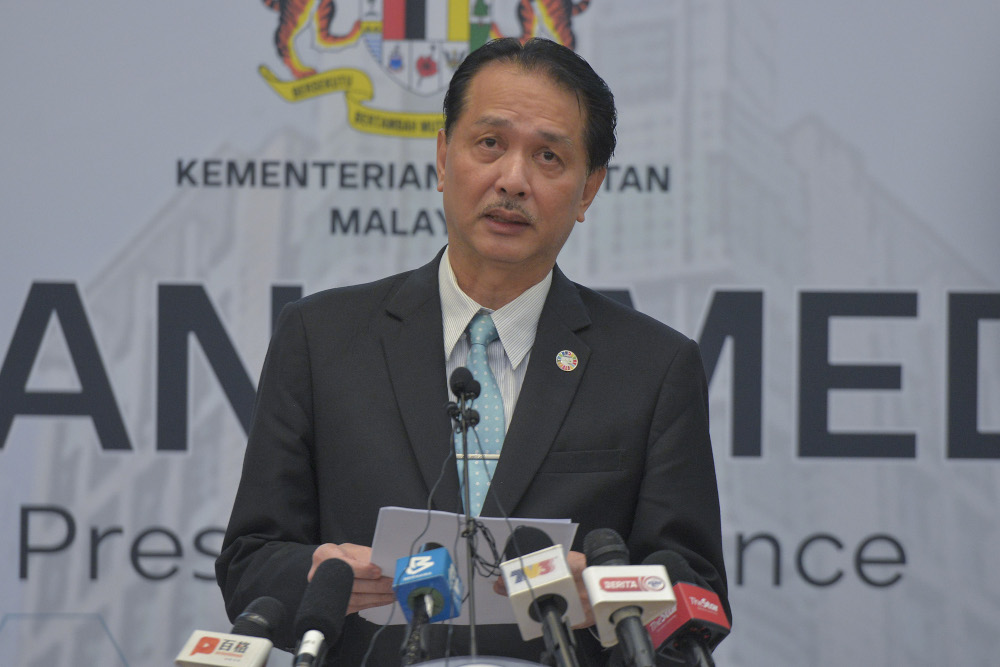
[[466, 62, 573, 101], [462, 64, 584, 139]]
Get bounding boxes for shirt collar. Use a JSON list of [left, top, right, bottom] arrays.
[[439, 246, 552, 370]]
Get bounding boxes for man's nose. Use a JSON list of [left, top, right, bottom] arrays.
[[495, 152, 530, 198]]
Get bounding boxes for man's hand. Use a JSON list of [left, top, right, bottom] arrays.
[[310, 543, 395, 615], [565, 550, 596, 629], [491, 549, 596, 629]]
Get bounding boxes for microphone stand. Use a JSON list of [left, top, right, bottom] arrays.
[[448, 387, 480, 657], [673, 637, 715, 667], [400, 597, 431, 665]]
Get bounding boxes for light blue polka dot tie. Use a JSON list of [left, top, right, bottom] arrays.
[[456, 311, 506, 516]]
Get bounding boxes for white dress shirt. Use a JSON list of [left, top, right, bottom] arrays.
[[439, 246, 552, 430]]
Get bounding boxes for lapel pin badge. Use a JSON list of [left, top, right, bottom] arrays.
[[555, 350, 579, 372]]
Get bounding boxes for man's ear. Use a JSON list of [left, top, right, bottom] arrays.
[[436, 128, 448, 193], [576, 167, 607, 222]]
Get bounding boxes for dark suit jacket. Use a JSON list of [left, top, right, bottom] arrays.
[[216, 250, 729, 665]]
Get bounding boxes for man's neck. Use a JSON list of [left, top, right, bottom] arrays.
[[449, 259, 550, 310]]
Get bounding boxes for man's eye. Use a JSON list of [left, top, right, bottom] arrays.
[[482, 138, 498, 148], [540, 151, 557, 162]]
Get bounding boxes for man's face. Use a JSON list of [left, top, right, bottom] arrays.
[[436, 63, 606, 283]]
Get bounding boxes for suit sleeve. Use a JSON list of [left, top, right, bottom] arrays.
[[215, 301, 321, 650], [627, 337, 731, 622]]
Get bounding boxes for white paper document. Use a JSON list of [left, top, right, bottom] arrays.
[[361, 506, 578, 626]]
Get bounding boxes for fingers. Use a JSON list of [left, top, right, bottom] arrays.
[[345, 576, 396, 614], [309, 542, 381, 581], [566, 550, 588, 575], [310, 542, 396, 615], [567, 550, 596, 629]]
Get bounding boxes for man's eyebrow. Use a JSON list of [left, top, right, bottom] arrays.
[[473, 115, 513, 130], [472, 115, 575, 146]]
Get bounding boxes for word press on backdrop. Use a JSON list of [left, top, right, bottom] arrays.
[[1, 2, 998, 666]]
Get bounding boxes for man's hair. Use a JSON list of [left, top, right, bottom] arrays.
[[443, 38, 617, 174]]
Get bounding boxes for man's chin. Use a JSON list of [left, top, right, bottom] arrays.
[[473, 243, 537, 268]]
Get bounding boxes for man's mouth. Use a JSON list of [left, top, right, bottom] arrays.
[[483, 207, 531, 226]]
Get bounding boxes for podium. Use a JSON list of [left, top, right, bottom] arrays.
[[418, 659, 546, 666]]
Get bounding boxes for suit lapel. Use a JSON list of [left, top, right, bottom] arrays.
[[482, 267, 591, 517], [381, 251, 463, 513]]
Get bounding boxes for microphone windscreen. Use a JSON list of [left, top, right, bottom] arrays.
[[642, 550, 705, 588], [503, 526, 554, 561], [293, 558, 355, 642], [639, 549, 730, 649], [231, 596, 287, 639], [583, 527, 630, 566], [449, 366, 481, 398]]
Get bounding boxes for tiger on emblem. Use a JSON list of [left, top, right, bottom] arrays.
[[512, 0, 591, 50], [263, 0, 364, 78]]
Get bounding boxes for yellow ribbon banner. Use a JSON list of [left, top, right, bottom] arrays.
[[259, 65, 444, 140]]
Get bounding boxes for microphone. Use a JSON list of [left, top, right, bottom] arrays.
[[499, 526, 584, 667], [174, 596, 286, 666], [447, 365, 483, 654], [449, 366, 481, 399], [641, 551, 730, 667], [230, 595, 286, 638], [582, 529, 673, 667], [293, 558, 355, 667], [447, 366, 481, 429], [393, 542, 464, 665]]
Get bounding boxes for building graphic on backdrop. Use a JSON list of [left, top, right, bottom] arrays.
[[259, 0, 592, 137], [6, 1, 998, 665]]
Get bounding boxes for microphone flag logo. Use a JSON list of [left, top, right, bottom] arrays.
[[191, 636, 220, 655], [404, 554, 435, 576], [598, 574, 668, 592]]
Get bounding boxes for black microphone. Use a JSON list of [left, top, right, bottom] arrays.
[[582, 529, 660, 667], [230, 595, 286, 639], [293, 558, 355, 666], [449, 366, 481, 399], [447, 367, 481, 428], [499, 526, 582, 667], [175, 596, 286, 666], [641, 551, 730, 667]]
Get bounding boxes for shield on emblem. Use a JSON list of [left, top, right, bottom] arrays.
[[362, 0, 493, 96]]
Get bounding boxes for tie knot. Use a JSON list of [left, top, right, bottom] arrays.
[[468, 312, 499, 347]]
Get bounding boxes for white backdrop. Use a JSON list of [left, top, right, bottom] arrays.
[[2, 2, 998, 665]]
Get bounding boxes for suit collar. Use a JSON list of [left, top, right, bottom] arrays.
[[384, 248, 444, 321], [382, 248, 463, 513], [482, 266, 592, 517]]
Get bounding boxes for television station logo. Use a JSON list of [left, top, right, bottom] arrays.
[[258, 0, 593, 138], [598, 574, 668, 593], [175, 631, 273, 665], [508, 556, 558, 583], [404, 553, 436, 575]]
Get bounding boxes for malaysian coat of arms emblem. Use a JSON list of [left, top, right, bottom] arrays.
[[259, 1, 590, 138]]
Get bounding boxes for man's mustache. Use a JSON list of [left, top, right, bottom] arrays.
[[480, 198, 535, 224]]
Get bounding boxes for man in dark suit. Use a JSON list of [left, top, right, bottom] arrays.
[[217, 38, 729, 664]]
